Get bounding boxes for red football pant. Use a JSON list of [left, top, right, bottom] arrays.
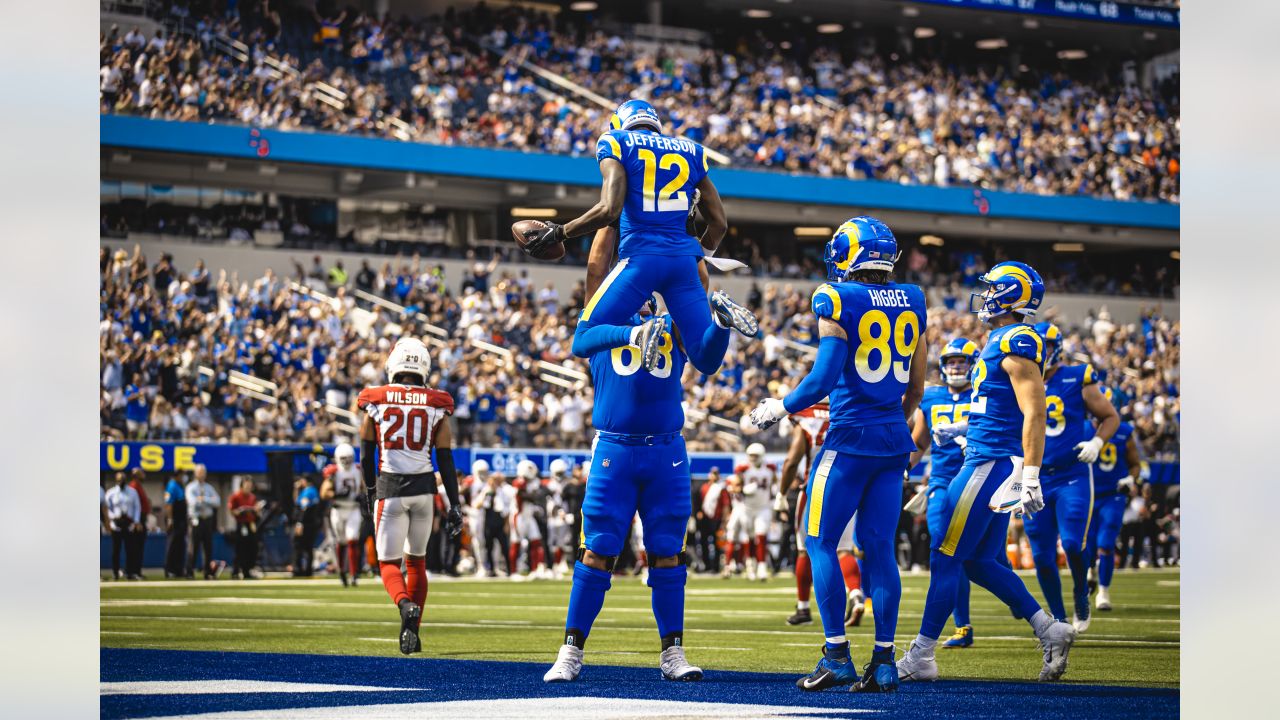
[[795, 553, 812, 602], [379, 561, 409, 606], [754, 535, 767, 563], [839, 554, 862, 592], [405, 556, 427, 624]]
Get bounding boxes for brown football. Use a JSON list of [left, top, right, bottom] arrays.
[[511, 219, 566, 261]]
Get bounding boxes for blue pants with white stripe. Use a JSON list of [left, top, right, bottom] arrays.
[[1023, 464, 1094, 621], [580, 253, 730, 375], [801, 448, 907, 646], [919, 457, 1043, 639]]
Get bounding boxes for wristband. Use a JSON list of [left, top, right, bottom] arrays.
[[1022, 465, 1040, 482]]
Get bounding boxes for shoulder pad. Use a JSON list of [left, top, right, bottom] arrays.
[[356, 386, 383, 409], [999, 326, 1045, 366], [734, 463, 749, 475], [811, 284, 842, 321], [1082, 364, 1098, 385], [427, 389, 456, 414], [596, 132, 623, 163]]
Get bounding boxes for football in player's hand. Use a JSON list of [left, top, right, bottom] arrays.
[[511, 219, 566, 261]]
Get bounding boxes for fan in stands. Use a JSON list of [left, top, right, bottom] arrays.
[[512, 220, 566, 261]]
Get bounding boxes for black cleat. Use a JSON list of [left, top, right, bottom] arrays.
[[786, 608, 813, 626], [340, 571, 350, 588], [398, 600, 422, 655]]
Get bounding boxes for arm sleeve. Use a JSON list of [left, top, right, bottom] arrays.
[[572, 321, 633, 358], [361, 439, 378, 491], [435, 448, 461, 509], [783, 336, 848, 414]]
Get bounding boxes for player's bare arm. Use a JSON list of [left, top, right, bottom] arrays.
[[1082, 383, 1121, 444], [1006, 355, 1047, 468], [585, 226, 618, 301], [694, 175, 727, 254], [908, 408, 930, 468], [903, 336, 928, 420], [778, 424, 808, 496], [565, 160, 627, 239]]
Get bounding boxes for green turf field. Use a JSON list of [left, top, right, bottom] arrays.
[[100, 567, 1178, 688]]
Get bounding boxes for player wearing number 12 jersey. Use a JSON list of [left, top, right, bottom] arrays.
[[357, 338, 464, 656], [750, 216, 927, 693]]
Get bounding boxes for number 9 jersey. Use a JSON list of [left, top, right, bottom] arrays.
[[596, 129, 710, 259], [964, 324, 1045, 462], [357, 384, 455, 475], [810, 280, 926, 456]]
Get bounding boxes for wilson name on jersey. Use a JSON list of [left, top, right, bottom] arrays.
[[918, 385, 971, 489], [588, 324, 687, 435], [1042, 363, 1099, 472], [357, 384, 454, 475], [810, 281, 926, 456], [596, 129, 710, 258], [1093, 421, 1135, 494], [965, 324, 1045, 462]]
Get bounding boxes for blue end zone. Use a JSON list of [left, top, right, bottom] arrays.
[[102, 648, 1177, 719]]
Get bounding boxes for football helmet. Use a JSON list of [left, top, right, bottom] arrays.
[[516, 459, 539, 481], [939, 338, 980, 389], [746, 442, 766, 466], [472, 459, 491, 480], [610, 98, 662, 133], [968, 261, 1044, 322], [825, 216, 899, 282], [549, 458, 570, 478], [1033, 322, 1064, 368], [334, 442, 355, 469], [386, 337, 431, 384]]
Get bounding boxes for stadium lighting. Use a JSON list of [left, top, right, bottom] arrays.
[[1023, 19, 1039, 29], [512, 208, 558, 219], [744, 9, 772, 19], [975, 38, 1008, 50], [1170, 250, 1180, 260], [920, 235, 945, 247], [914, 27, 936, 39], [1052, 242, 1086, 253], [1057, 49, 1088, 60], [902, 6, 920, 17], [569, 1, 598, 10], [793, 226, 834, 238], [817, 23, 843, 34]]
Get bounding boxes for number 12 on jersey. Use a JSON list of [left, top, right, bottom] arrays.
[[637, 150, 690, 213]]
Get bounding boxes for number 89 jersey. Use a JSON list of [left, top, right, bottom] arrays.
[[964, 324, 1045, 463], [588, 322, 686, 436], [357, 384, 454, 475], [597, 129, 710, 260], [810, 280, 926, 456]]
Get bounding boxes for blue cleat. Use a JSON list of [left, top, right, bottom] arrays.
[[796, 646, 859, 691], [942, 625, 974, 648], [709, 291, 759, 338], [851, 647, 898, 693]]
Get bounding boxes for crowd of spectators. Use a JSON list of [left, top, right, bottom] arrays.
[[100, 2, 1179, 202], [99, 245, 1180, 459]]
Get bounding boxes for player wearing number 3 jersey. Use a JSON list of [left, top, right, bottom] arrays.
[[749, 216, 928, 693], [357, 337, 464, 656]]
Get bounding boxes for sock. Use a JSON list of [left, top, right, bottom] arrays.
[[647, 565, 687, 639], [405, 556, 428, 609], [530, 540, 545, 569], [564, 561, 612, 648], [839, 554, 861, 592], [964, 557, 1044, 625], [509, 543, 520, 574], [1065, 547, 1090, 606], [796, 600, 809, 610], [872, 644, 894, 663], [1098, 549, 1115, 587], [637, 550, 647, 569], [735, 543, 746, 564], [346, 543, 361, 576], [913, 635, 937, 654], [952, 564, 971, 627], [824, 638, 850, 659], [554, 547, 564, 566], [1030, 609, 1055, 637], [795, 553, 812, 603], [754, 535, 767, 564], [661, 632, 683, 651], [379, 561, 410, 606], [1032, 552, 1068, 621]]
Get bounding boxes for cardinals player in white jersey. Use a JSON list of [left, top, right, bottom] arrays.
[[512, 460, 552, 579], [732, 443, 779, 581], [320, 443, 364, 587], [778, 402, 865, 627], [357, 337, 464, 655], [463, 460, 492, 577]]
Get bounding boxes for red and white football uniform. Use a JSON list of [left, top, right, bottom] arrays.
[[735, 460, 778, 537], [325, 463, 364, 544], [357, 383, 454, 560], [791, 403, 855, 552]]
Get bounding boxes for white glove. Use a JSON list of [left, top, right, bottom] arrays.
[[1139, 462, 1151, 482], [1075, 436, 1105, 463], [772, 491, 788, 512], [1020, 465, 1045, 514], [932, 420, 968, 446], [749, 398, 788, 430]]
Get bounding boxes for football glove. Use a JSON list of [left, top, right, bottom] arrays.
[[1075, 436, 1104, 463], [773, 491, 788, 513], [523, 221, 566, 256], [445, 505, 464, 538], [1020, 465, 1045, 514], [1139, 461, 1151, 482], [748, 398, 787, 430], [932, 420, 969, 446]]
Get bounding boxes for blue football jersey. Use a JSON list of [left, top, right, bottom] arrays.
[[588, 321, 687, 435], [596, 129, 709, 259], [965, 324, 1046, 462], [1093, 421, 1134, 494], [918, 384, 971, 490], [810, 281, 927, 456], [1042, 363, 1099, 472]]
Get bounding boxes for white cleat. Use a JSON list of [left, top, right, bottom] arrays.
[[845, 588, 866, 627], [660, 646, 704, 681], [543, 644, 584, 683], [1072, 613, 1091, 634], [1096, 586, 1112, 612], [897, 641, 939, 682], [1037, 621, 1077, 682]]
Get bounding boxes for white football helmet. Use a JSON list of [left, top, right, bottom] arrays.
[[472, 459, 491, 480], [334, 442, 355, 469], [549, 459, 570, 478], [386, 337, 431, 384], [516, 459, 539, 481], [746, 442, 766, 466]]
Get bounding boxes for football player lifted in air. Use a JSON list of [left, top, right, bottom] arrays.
[[897, 262, 1077, 684], [1087, 386, 1147, 612], [521, 99, 758, 376], [320, 442, 363, 587], [357, 337, 464, 655], [1025, 321, 1120, 633], [908, 338, 981, 647], [750, 216, 927, 693]]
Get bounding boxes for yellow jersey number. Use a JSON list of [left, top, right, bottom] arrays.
[[610, 332, 674, 379], [1045, 395, 1067, 437], [1098, 442, 1118, 472], [930, 402, 971, 430], [853, 310, 920, 384], [637, 149, 690, 213]]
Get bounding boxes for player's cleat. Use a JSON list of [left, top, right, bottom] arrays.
[[397, 599, 422, 655], [637, 315, 668, 372], [339, 571, 349, 587], [544, 644, 584, 682], [1096, 586, 1112, 611], [349, 574, 358, 587], [660, 646, 704, 681], [786, 608, 813, 626], [942, 625, 974, 648], [897, 641, 940, 682], [1037, 621, 1077, 681], [709, 291, 759, 338], [1072, 595, 1091, 633], [1072, 613, 1091, 634], [851, 647, 898, 693], [796, 649, 859, 691], [845, 589, 865, 627]]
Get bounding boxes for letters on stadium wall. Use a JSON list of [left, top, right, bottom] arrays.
[[911, 0, 1178, 29]]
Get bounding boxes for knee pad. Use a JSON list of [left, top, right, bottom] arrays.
[[646, 564, 686, 589], [576, 546, 619, 573], [573, 559, 614, 590]]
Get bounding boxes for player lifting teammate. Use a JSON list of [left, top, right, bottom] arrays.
[[898, 262, 1077, 683], [750, 216, 927, 693], [357, 338, 464, 655]]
